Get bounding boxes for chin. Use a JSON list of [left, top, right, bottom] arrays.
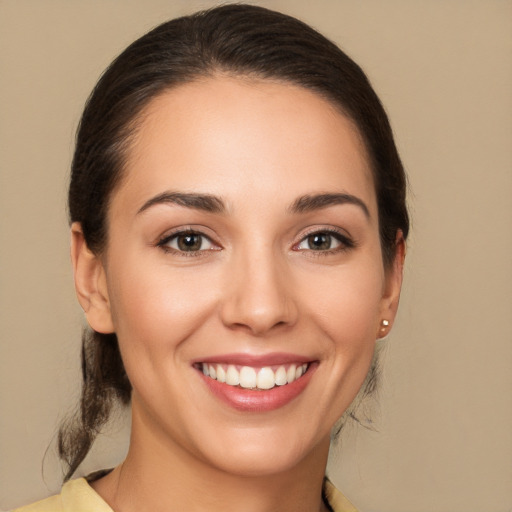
[[196, 425, 329, 478], [208, 448, 306, 478]]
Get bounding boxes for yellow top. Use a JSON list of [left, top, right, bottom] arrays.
[[12, 477, 358, 512], [324, 479, 358, 512]]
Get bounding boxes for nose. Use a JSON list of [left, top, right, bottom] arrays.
[[219, 246, 298, 336]]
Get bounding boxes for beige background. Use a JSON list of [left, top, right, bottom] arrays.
[[1, 1, 511, 511]]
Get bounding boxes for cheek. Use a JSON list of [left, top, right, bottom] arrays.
[[283, 257, 384, 426], [106, 256, 220, 359], [302, 259, 384, 345]]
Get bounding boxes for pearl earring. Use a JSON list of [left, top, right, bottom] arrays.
[[379, 319, 390, 335]]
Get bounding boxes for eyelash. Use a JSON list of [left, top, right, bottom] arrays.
[[293, 228, 356, 256], [156, 227, 355, 257], [157, 228, 219, 257]]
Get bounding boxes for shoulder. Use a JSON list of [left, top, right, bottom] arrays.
[[11, 478, 113, 512], [10, 494, 62, 512], [324, 478, 359, 512]]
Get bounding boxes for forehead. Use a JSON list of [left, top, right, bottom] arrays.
[[115, 76, 376, 216]]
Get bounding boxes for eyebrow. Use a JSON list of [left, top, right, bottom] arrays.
[[137, 190, 370, 218], [289, 193, 370, 218], [137, 192, 226, 215]]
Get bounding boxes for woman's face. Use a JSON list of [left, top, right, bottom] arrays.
[[79, 76, 402, 476]]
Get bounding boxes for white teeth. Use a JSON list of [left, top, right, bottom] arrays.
[[226, 365, 240, 386], [239, 366, 257, 389], [216, 365, 226, 383], [286, 364, 297, 384], [201, 362, 309, 390], [275, 366, 287, 386], [257, 367, 275, 390]]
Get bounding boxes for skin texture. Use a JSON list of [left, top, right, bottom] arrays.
[[71, 76, 404, 512]]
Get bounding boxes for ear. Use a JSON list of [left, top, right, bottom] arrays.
[[70, 222, 114, 334], [377, 231, 406, 338]]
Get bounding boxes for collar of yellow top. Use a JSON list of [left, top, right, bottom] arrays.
[[323, 478, 359, 512], [61, 478, 113, 512], [20, 476, 358, 512]]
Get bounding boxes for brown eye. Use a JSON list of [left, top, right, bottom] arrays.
[[295, 230, 353, 253], [307, 233, 333, 251], [297, 232, 340, 251], [161, 231, 215, 252], [177, 233, 203, 251]]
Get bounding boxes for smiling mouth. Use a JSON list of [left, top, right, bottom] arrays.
[[196, 363, 310, 390]]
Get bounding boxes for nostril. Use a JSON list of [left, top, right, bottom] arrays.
[[219, 265, 299, 334], [226, 317, 292, 336]]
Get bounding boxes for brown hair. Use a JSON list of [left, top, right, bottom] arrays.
[[60, 3, 409, 481]]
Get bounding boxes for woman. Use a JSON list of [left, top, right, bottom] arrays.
[[15, 4, 408, 512]]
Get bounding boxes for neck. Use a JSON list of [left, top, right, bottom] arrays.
[[92, 404, 331, 512]]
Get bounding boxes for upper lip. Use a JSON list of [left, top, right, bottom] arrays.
[[194, 352, 313, 367]]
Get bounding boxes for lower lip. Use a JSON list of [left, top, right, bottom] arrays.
[[198, 363, 317, 412]]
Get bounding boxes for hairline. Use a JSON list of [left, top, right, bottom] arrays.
[[98, 70, 386, 262]]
